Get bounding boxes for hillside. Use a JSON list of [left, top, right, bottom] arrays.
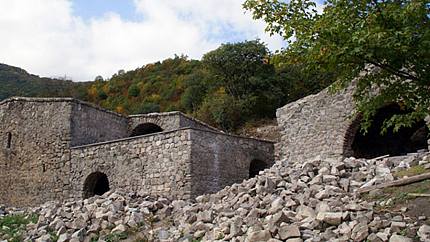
[[0, 63, 90, 101], [0, 41, 332, 132]]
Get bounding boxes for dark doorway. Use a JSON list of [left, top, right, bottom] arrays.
[[83, 172, 110, 198], [351, 104, 429, 159], [249, 159, 268, 178], [130, 123, 163, 137]]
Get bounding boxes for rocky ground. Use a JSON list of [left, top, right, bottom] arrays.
[[1, 153, 430, 242]]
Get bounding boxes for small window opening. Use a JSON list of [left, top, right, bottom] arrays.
[[42, 164, 46, 172], [6, 132, 11, 149]]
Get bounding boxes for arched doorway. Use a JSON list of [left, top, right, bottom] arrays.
[[249, 159, 268, 178], [83, 172, 110, 198], [348, 104, 429, 159], [130, 123, 163, 137]]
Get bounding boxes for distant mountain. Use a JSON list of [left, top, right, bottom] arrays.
[[0, 63, 90, 101]]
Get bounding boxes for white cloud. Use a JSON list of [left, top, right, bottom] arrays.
[[0, 0, 286, 81]]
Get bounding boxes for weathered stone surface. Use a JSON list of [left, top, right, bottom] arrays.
[[246, 230, 272, 242], [389, 234, 413, 242], [278, 225, 301, 240], [0, 97, 274, 207]]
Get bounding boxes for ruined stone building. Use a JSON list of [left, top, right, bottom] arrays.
[[0, 97, 274, 207], [276, 87, 430, 163], [2, 86, 429, 207]]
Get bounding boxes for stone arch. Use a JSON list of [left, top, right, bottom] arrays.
[[344, 104, 429, 159], [130, 123, 163, 137], [249, 159, 268, 178], [83, 172, 110, 198]]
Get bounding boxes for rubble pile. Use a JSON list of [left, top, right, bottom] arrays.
[[1, 153, 430, 242]]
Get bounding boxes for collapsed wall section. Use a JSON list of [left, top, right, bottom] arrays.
[[0, 98, 73, 207], [69, 129, 193, 200], [189, 129, 275, 197]]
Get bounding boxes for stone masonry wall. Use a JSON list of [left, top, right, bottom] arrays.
[[69, 129, 193, 200], [276, 87, 356, 163], [0, 99, 73, 207], [189, 129, 274, 196], [70, 101, 129, 147], [128, 112, 219, 136]]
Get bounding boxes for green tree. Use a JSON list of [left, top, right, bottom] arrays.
[[244, 0, 430, 131], [202, 40, 282, 121]]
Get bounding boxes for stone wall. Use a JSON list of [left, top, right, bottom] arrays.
[[0, 97, 275, 206], [70, 101, 128, 147], [276, 87, 356, 163], [128, 112, 219, 136], [189, 129, 274, 196], [69, 129, 193, 200], [0, 98, 73, 206], [276, 86, 430, 162]]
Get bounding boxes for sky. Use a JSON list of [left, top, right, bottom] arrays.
[[0, 0, 287, 81]]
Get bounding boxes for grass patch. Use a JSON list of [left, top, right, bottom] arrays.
[[394, 165, 427, 179], [105, 232, 129, 242], [0, 213, 38, 242], [362, 180, 430, 209]]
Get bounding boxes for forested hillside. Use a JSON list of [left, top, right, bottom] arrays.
[[88, 41, 333, 130], [0, 64, 90, 101], [1, 41, 333, 131]]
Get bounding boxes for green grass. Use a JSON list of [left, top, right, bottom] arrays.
[[105, 232, 129, 242], [362, 180, 430, 208], [0, 213, 38, 242], [394, 165, 427, 179]]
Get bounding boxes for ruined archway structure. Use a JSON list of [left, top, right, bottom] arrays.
[[249, 159, 268, 178], [83, 172, 110, 198], [276, 86, 430, 162], [130, 123, 163, 137], [0, 97, 274, 207]]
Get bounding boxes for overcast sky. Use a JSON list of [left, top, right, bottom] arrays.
[[0, 0, 287, 81]]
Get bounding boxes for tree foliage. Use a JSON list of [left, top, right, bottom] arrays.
[[244, 0, 430, 131]]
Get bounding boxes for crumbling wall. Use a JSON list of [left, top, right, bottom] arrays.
[[276, 87, 356, 162], [0, 99, 73, 207], [189, 129, 274, 196], [69, 129, 193, 200], [70, 101, 128, 147]]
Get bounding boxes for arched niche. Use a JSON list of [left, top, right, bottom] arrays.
[[130, 123, 163, 137], [249, 159, 268, 178], [83, 172, 110, 198], [346, 104, 429, 159]]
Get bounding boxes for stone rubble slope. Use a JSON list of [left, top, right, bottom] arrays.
[[2, 154, 430, 242]]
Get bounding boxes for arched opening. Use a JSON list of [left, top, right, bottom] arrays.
[[249, 159, 268, 178], [350, 104, 429, 159], [130, 123, 163, 137], [83, 172, 110, 198]]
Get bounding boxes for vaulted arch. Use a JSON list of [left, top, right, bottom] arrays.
[[130, 123, 163, 137]]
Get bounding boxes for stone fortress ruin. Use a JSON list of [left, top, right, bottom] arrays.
[[0, 97, 274, 207], [1, 85, 429, 208], [276, 87, 430, 163]]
